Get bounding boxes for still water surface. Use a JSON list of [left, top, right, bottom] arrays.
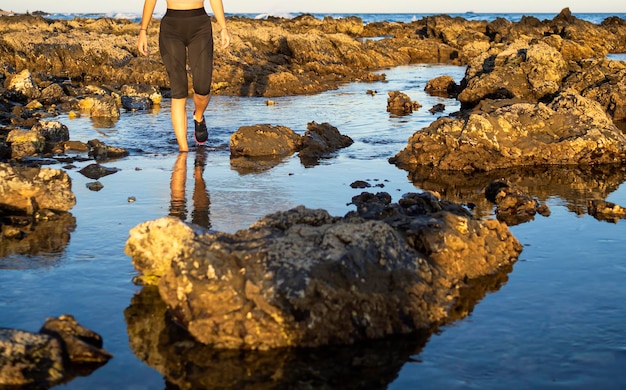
[[1, 63, 626, 389]]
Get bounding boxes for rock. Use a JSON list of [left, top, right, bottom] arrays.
[[5, 69, 40, 100], [119, 84, 162, 105], [458, 40, 569, 108], [0, 315, 112, 388], [425, 75, 459, 97], [86, 181, 103, 191], [230, 124, 302, 158], [89, 95, 120, 118], [39, 83, 67, 104], [123, 272, 510, 389], [87, 139, 129, 160], [125, 192, 522, 350], [350, 180, 371, 188], [78, 163, 120, 180], [39, 314, 112, 364], [387, 91, 421, 115], [0, 328, 65, 386], [428, 103, 446, 114], [31, 120, 70, 143], [299, 121, 354, 161], [392, 91, 626, 171], [6, 128, 45, 158], [0, 162, 75, 214]]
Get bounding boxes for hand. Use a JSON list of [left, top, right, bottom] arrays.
[[137, 30, 149, 56], [220, 28, 231, 49]]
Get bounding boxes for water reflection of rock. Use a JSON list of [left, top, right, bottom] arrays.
[[400, 164, 626, 219], [125, 265, 510, 390], [0, 211, 76, 265]]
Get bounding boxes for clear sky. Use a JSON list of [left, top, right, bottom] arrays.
[[1, 0, 625, 15]]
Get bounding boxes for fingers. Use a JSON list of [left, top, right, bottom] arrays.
[[137, 38, 149, 56], [221, 30, 231, 49]]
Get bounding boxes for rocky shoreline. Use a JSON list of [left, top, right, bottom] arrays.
[[3, 8, 626, 386]]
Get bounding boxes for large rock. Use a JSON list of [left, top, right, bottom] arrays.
[[0, 315, 112, 387], [0, 163, 75, 214], [230, 124, 302, 158], [391, 91, 626, 171], [125, 192, 522, 350], [458, 40, 569, 108]]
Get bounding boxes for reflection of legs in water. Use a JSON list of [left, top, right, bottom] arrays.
[[168, 150, 211, 228], [191, 147, 211, 229], [169, 152, 188, 221]]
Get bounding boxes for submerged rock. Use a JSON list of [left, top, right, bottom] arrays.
[[125, 192, 522, 350]]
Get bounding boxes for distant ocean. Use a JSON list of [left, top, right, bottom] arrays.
[[18, 11, 626, 25]]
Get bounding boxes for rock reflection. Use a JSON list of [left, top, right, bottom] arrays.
[[229, 155, 290, 174], [399, 164, 626, 219], [169, 149, 211, 229], [124, 265, 512, 389], [0, 211, 76, 268]]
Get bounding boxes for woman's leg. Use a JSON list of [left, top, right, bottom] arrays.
[[159, 13, 192, 151], [187, 15, 214, 124], [171, 98, 189, 152], [193, 93, 210, 122]]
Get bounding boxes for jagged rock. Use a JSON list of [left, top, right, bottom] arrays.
[[89, 95, 120, 118], [5, 128, 45, 158], [387, 91, 421, 115], [299, 121, 354, 160], [39, 315, 112, 364], [5, 69, 40, 100], [31, 120, 70, 143], [392, 91, 626, 171], [125, 192, 522, 350], [0, 315, 112, 388], [458, 40, 569, 108], [425, 75, 459, 97], [0, 329, 65, 386], [230, 124, 302, 158], [87, 139, 129, 160], [0, 162, 75, 214]]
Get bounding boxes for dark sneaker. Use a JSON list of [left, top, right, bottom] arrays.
[[194, 115, 208, 145]]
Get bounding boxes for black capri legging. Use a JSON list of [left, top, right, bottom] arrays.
[[159, 8, 214, 99]]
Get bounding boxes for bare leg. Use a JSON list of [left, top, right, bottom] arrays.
[[171, 98, 189, 152], [193, 93, 211, 122]]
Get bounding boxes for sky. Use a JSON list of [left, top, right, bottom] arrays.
[[1, 0, 626, 15]]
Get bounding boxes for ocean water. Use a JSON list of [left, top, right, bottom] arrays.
[[1, 11, 626, 390], [32, 11, 626, 25]]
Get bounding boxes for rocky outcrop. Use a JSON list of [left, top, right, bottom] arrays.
[[229, 122, 353, 171], [0, 315, 112, 388], [0, 162, 75, 214], [124, 266, 511, 389], [1, 8, 624, 102], [391, 91, 626, 171], [125, 191, 522, 350]]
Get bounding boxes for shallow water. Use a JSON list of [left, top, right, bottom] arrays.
[[1, 63, 626, 389]]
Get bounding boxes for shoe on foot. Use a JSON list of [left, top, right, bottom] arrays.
[[194, 115, 208, 145]]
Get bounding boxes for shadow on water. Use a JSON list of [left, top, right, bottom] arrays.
[[123, 263, 513, 389], [399, 164, 626, 219]]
